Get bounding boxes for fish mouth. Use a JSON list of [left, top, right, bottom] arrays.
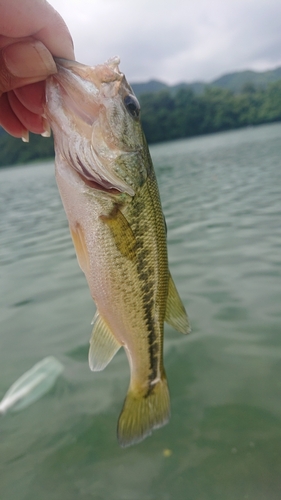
[[46, 58, 135, 196], [52, 58, 102, 126]]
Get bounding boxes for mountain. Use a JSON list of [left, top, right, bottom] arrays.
[[131, 65, 281, 97], [212, 66, 281, 93], [131, 79, 206, 98], [131, 80, 168, 97]]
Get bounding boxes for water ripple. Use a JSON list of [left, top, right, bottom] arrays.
[[1, 124, 281, 499]]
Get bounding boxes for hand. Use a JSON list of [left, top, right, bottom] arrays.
[[0, 0, 74, 140]]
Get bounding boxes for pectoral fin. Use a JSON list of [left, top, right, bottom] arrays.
[[165, 273, 191, 334], [89, 312, 122, 371], [70, 223, 90, 274], [100, 206, 136, 260]]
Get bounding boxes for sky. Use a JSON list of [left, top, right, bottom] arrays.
[[48, 0, 281, 85]]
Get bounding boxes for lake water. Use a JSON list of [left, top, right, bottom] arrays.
[[1, 122, 281, 500]]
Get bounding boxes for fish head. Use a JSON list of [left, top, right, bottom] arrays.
[[45, 57, 150, 196]]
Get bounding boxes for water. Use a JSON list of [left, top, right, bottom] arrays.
[[1, 122, 281, 499]]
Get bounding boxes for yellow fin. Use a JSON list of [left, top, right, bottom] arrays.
[[100, 206, 136, 260], [165, 273, 191, 334], [89, 312, 121, 372], [70, 223, 89, 274], [117, 375, 170, 448]]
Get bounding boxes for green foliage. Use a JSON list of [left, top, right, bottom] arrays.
[[139, 81, 281, 144], [258, 81, 281, 122], [0, 132, 54, 168]]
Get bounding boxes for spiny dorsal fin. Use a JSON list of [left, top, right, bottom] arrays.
[[89, 312, 122, 371], [165, 273, 191, 334]]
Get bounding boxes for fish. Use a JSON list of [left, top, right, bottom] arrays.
[[45, 57, 190, 447]]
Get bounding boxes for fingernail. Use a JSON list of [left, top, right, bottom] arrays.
[[21, 130, 29, 143], [3, 41, 57, 79], [41, 118, 51, 137]]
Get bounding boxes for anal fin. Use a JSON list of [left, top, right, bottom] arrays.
[[89, 312, 121, 371], [165, 273, 191, 334]]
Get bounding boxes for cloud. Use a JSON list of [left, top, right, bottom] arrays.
[[48, 0, 281, 83]]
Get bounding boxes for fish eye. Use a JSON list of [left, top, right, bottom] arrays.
[[124, 94, 140, 119]]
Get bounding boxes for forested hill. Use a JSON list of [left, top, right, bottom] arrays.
[[0, 129, 54, 168], [131, 65, 281, 97], [139, 80, 281, 143], [1, 65, 281, 167]]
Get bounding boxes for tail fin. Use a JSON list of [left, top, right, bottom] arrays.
[[117, 375, 170, 448]]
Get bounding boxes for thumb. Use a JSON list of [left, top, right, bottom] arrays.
[[0, 39, 57, 96]]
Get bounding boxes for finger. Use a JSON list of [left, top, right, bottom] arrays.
[[8, 90, 45, 134], [0, 39, 56, 95], [14, 81, 46, 115], [0, 0, 74, 59], [35, 17, 75, 60], [0, 92, 27, 138]]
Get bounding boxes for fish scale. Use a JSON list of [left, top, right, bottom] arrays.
[[45, 57, 190, 447]]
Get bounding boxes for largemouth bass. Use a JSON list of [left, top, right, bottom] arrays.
[[45, 57, 190, 447]]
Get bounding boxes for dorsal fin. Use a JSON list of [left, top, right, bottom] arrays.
[[165, 273, 191, 334]]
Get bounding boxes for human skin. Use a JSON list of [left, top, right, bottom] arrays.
[[0, 0, 74, 139]]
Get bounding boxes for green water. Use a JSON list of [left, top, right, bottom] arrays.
[[1, 123, 281, 499]]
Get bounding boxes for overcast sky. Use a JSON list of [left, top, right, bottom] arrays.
[[48, 0, 281, 84]]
